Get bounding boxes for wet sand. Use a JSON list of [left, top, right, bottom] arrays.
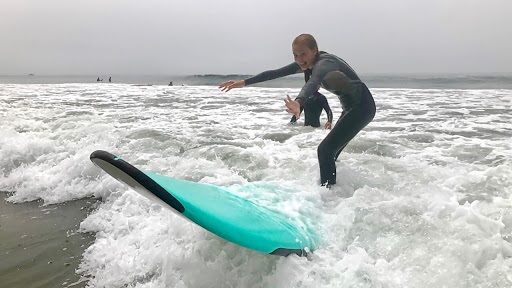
[[0, 192, 99, 288]]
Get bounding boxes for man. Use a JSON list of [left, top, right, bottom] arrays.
[[219, 34, 376, 187], [290, 91, 333, 129]]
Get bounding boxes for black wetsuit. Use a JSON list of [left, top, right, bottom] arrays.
[[290, 71, 333, 127], [244, 51, 376, 186], [290, 91, 333, 127]]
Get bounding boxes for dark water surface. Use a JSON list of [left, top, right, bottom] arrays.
[[0, 193, 99, 288]]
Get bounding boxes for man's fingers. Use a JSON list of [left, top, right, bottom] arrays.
[[219, 81, 235, 92], [218, 81, 229, 88], [286, 109, 300, 119], [284, 95, 300, 119], [220, 85, 232, 92]]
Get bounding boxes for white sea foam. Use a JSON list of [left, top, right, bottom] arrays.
[[1, 84, 512, 287]]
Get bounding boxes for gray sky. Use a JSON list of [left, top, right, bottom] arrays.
[[1, 0, 511, 75]]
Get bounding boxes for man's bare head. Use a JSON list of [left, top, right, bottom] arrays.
[[292, 34, 318, 51], [292, 34, 318, 70]]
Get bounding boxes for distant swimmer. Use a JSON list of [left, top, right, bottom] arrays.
[[219, 34, 376, 188], [290, 91, 333, 128], [97, 77, 103, 82], [168, 81, 173, 86]]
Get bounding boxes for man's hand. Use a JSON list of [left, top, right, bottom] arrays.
[[219, 80, 245, 92], [325, 122, 332, 130], [284, 95, 301, 119]]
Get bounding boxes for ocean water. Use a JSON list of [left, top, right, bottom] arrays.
[[2, 73, 512, 89], [1, 77, 512, 287]]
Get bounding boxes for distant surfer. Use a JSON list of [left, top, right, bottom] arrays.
[[109, 77, 112, 83], [168, 81, 173, 86], [219, 34, 376, 187]]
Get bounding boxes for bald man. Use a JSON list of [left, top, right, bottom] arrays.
[[220, 34, 376, 188]]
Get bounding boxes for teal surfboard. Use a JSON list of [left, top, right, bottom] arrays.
[[90, 150, 313, 256]]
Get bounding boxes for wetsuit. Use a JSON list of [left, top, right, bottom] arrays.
[[290, 91, 333, 127], [244, 51, 376, 186], [290, 71, 333, 127]]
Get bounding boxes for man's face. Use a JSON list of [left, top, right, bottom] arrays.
[[292, 43, 317, 70]]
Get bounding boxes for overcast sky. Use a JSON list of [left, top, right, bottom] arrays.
[[1, 0, 511, 75]]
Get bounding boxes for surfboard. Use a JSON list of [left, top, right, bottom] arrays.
[[90, 150, 313, 256]]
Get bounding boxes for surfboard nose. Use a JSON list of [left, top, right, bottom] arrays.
[[90, 150, 185, 213]]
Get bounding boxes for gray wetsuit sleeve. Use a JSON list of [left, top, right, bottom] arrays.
[[295, 58, 339, 106], [244, 62, 301, 86]]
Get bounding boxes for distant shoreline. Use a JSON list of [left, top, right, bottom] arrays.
[[1, 73, 512, 89]]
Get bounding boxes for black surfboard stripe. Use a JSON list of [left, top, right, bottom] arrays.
[[90, 150, 185, 213], [270, 248, 307, 257]]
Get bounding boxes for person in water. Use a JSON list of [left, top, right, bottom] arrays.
[[219, 34, 376, 187], [290, 90, 333, 128]]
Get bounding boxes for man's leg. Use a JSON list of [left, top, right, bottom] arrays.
[[317, 105, 374, 185]]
